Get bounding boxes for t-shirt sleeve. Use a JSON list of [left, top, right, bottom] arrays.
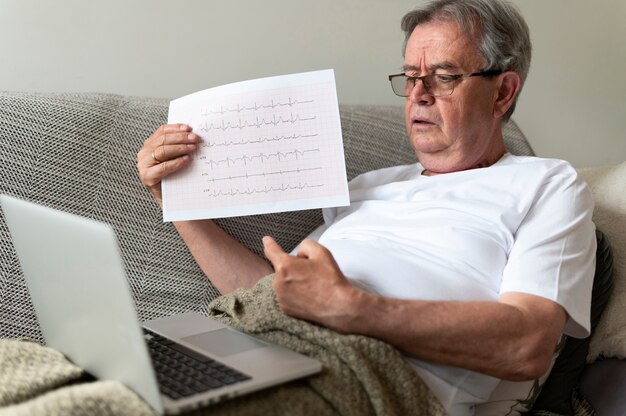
[[500, 164, 596, 338]]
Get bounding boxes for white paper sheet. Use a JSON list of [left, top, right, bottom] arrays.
[[162, 69, 349, 221]]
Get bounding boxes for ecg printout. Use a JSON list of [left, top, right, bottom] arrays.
[[162, 69, 349, 221]]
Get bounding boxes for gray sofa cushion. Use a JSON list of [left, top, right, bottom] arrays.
[[0, 92, 533, 345]]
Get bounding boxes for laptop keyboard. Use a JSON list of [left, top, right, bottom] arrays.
[[143, 328, 251, 400]]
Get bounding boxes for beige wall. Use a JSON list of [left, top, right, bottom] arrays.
[[1, 0, 624, 168]]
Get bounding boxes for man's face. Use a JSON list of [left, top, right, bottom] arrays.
[[403, 20, 504, 174]]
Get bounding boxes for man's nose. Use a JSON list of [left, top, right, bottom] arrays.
[[408, 79, 435, 105]]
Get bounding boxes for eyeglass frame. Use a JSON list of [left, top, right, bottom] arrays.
[[388, 69, 503, 98]]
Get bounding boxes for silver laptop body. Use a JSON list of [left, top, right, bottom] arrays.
[[0, 195, 321, 415]]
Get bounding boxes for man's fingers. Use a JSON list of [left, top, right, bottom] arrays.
[[153, 143, 197, 165], [158, 123, 192, 134], [263, 236, 288, 265], [297, 239, 328, 259], [142, 155, 191, 186], [148, 124, 198, 148]]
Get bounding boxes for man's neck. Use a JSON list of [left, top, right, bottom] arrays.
[[420, 149, 507, 176]]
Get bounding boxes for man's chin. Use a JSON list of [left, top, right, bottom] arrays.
[[412, 145, 457, 171], [410, 137, 448, 155]]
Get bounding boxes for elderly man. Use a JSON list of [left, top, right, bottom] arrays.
[[137, 0, 595, 414]]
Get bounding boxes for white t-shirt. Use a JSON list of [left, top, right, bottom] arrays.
[[303, 153, 596, 415]]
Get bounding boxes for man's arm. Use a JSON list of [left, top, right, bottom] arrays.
[[173, 220, 273, 294], [349, 290, 565, 381], [263, 237, 566, 381], [137, 124, 272, 294]]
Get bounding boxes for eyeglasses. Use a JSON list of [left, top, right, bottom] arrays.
[[388, 69, 502, 97]]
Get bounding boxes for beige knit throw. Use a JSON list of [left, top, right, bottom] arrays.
[[0, 275, 444, 416]]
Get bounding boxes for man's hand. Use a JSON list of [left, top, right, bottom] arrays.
[[262, 236, 361, 332], [136, 124, 200, 207]]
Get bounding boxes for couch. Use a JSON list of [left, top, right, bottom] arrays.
[[0, 91, 624, 415]]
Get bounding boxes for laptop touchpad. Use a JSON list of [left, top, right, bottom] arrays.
[[182, 328, 268, 357]]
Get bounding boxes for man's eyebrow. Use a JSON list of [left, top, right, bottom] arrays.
[[402, 62, 461, 74]]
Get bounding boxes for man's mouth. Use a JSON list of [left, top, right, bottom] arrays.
[[412, 117, 436, 126]]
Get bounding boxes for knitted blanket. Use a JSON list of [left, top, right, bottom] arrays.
[[0, 275, 445, 416]]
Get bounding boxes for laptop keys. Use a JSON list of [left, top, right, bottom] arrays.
[[144, 328, 251, 400]]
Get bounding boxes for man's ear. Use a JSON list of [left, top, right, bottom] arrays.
[[493, 72, 522, 119]]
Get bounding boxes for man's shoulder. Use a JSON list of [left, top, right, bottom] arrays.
[[496, 154, 591, 204], [497, 154, 579, 180], [499, 153, 573, 169]]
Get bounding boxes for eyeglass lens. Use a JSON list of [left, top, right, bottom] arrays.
[[394, 75, 452, 97]]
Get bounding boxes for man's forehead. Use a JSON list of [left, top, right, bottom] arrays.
[[402, 62, 461, 73], [403, 20, 483, 71]]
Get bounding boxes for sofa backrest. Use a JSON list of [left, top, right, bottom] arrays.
[[0, 92, 533, 343]]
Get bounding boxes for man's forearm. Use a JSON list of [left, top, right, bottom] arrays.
[[343, 290, 566, 381], [262, 238, 567, 382], [174, 220, 273, 294]]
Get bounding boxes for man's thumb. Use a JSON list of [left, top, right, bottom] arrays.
[[262, 235, 284, 263]]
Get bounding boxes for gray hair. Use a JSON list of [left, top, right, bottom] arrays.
[[401, 0, 531, 121]]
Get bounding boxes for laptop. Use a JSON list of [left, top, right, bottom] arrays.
[[0, 195, 322, 415]]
